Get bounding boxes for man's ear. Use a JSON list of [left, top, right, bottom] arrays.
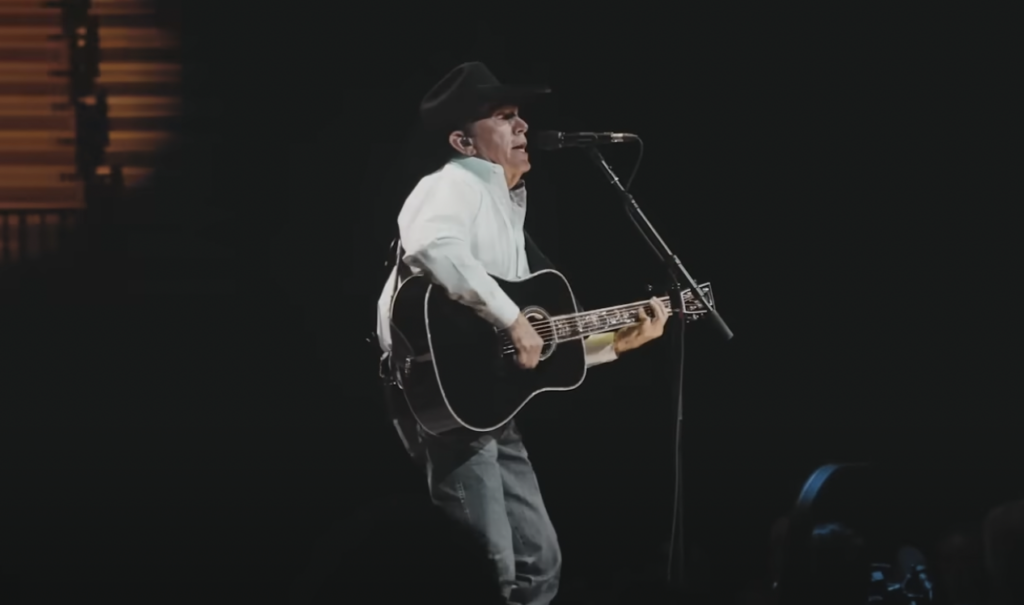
[[448, 131, 473, 155]]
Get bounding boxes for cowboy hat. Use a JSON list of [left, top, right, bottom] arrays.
[[419, 61, 550, 132]]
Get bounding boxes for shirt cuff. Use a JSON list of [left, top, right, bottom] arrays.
[[584, 333, 618, 367], [488, 294, 521, 330]]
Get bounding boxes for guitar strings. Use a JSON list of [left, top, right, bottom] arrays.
[[499, 297, 676, 353], [497, 287, 710, 353]]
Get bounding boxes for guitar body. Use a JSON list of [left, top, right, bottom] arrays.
[[388, 270, 586, 435]]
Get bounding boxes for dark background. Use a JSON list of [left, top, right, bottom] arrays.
[[1, 3, 1021, 603]]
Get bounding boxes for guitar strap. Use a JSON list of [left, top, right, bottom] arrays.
[[523, 230, 556, 272], [388, 230, 553, 301], [389, 236, 412, 293], [523, 231, 586, 312], [381, 233, 410, 378], [380, 235, 428, 465]]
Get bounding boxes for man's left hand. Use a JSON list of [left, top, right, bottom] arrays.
[[613, 297, 668, 354]]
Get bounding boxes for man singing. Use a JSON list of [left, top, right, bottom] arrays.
[[375, 62, 667, 604]]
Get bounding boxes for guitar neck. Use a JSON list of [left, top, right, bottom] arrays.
[[549, 297, 672, 342], [543, 283, 713, 343]]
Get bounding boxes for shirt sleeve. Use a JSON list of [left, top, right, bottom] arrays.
[[584, 333, 618, 367], [398, 175, 521, 329]]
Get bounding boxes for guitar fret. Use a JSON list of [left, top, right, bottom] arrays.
[[554, 317, 580, 341], [550, 291, 708, 343], [572, 307, 637, 339]]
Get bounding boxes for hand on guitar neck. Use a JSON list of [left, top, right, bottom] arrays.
[[507, 313, 544, 369], [505, 295, 667, 369], [611, 296, 669, 354]]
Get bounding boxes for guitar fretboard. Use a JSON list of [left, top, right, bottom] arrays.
[[549, 298, 672, 343]]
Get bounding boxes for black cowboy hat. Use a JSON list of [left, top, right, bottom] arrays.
[[419, 62, 550, 132]]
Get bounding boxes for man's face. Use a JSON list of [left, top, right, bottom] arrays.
[[462, 105, 530, 184]]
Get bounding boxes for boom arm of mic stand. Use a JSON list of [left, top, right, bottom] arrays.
[[586, 148, 733, 339], [586, 148, 733, 592]]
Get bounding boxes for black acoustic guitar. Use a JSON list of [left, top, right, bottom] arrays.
[[387, 269, 714, 435]]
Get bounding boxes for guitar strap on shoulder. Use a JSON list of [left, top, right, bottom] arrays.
[[380, 234, 428, 467], [392, 229, 548, 290], [373, 235, 408, 375], [389, 236, 412, 289], [524, 230, 556, 272], [523, 231, 586, 311], [378, 234, 409, 355]]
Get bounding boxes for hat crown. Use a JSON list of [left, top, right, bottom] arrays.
[[419, 62, 549, 131], [424, 62, 499, 103]]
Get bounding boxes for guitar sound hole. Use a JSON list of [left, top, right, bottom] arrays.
[[523, 307, 556, 361]]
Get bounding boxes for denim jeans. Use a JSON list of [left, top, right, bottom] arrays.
[[419, 421, 562, 605]]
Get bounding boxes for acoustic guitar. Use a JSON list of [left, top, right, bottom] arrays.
[[387, 269, 714, 435]]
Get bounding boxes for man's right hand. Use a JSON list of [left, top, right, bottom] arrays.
[[506, 313, 543, 369]]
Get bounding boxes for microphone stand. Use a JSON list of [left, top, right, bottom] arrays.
[[586, 148, 733, 594]]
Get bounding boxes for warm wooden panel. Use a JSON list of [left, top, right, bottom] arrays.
[[0, 94, 68, 115], [0, 26, 64, 45], [0, 1, 62, 16], [97, 62, 180, 82], [91, 81, 179, 95], [0, 200, 85, 210], [0, 165, 76, 185], [100, 47, 179, 62], [0, 186, 83, 203], [0, 81, 181, 96], [107, 115, 178, 130], [0, 81, 68, 94], [0, 47, 67, 61], [103, 94, 179, 117], [0, 149, 74, 164], [0, 63, 70, 82], [0, 114, 74, 129], [94, 27, 177, 49], [0, 14, 61, 26], [0, 130, 74, 149], [107, 129, 172, 151]]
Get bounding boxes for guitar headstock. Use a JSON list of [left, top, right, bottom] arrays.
[[675, 282, 714, 322]]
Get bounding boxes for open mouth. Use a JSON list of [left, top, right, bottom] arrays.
[[513, 144, 527, 151]]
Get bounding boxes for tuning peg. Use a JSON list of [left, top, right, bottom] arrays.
[[645, 284, 654, 294]]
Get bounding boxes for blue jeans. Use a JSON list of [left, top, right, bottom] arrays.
[[419, 422, 562, 605]]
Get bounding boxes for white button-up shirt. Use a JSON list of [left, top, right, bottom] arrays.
[[376, 156, 617, 367]]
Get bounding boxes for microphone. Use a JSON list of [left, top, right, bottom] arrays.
[[532, 130, 639, 151]]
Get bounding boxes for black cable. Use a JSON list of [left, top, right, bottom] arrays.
[[666, 316, 684, 584]]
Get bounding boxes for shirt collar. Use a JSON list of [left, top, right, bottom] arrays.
[[510, 177, 527, 207], [451, 156, 508, 190], [450, 156, 527, 206]]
